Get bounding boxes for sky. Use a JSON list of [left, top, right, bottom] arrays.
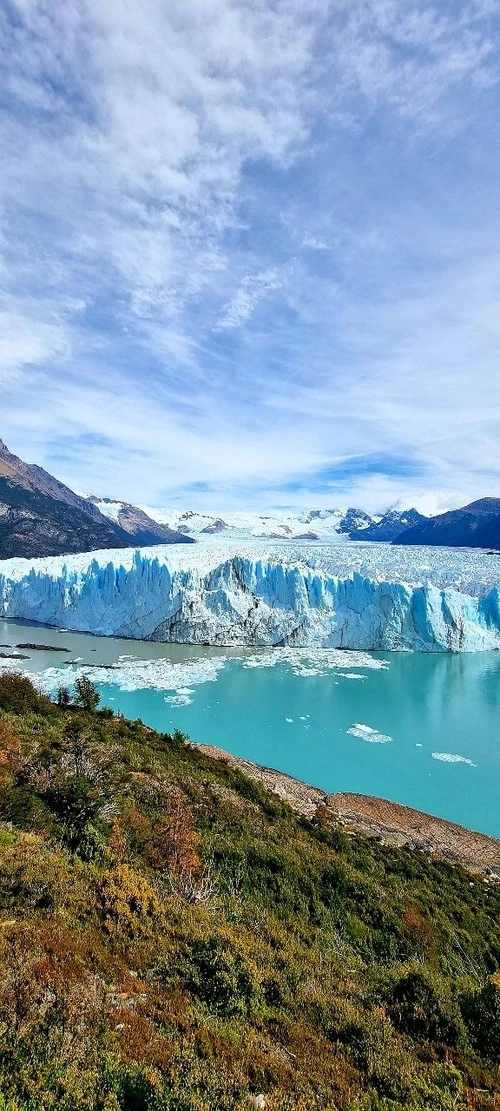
[[1, 0, 500, 514]]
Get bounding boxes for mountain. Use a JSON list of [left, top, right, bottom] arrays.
[[352, 507, 428, 542], [0, 441, 191, 559], [396, 498, 500, 549], [133, 503, 430, 543], [87, 496, 195, 546]]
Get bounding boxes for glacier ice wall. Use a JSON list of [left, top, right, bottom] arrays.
[[1, 544, 500, 651]]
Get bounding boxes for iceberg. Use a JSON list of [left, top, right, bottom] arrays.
[[0, 541, 500, 651]]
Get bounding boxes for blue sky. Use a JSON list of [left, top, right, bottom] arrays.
[[1, 0, 500, 513]]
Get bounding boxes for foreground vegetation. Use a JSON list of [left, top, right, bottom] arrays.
[[0, 672, 499, 1111]]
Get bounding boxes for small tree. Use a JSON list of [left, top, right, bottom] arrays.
[[57, 685, 71, 708], [74, 675, 100, 713]]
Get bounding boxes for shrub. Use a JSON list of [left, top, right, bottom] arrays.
[[385, 968, 464, 1046], [99, 863, 162, 938], [74, 676, 100, 713], [185, 936, 258, 1017], [57, 685, 71, 707], [461, 974, 500, 1061], [0, 671, 52, 715]]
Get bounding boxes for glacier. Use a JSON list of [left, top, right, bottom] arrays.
[[1, 541, 500, 651]]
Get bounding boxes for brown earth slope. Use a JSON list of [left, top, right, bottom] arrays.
[[193, 743, 500, 873]]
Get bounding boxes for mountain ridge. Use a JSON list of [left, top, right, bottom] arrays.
[[397, 497, 500, 549], [0, 441, 192, 558], [92, 497, 429, 543]]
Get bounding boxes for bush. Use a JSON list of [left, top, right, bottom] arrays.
[[461, 974, 500, 1061], [385, 968, 464, 1046], [0, 671, 52, 715], [185, 936, 258, 1017]]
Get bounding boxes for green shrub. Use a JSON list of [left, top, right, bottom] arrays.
[[74, 676, 100, 713], [0, 671, 52, 715], [185, 936, 258, 1017], [385, 968, 465, 1046], [461, 974, 500, 1061]]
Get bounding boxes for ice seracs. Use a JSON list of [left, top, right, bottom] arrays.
[[1, 540, 500, 651]]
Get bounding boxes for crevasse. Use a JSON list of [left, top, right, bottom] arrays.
[[0, 546, 499, 651]]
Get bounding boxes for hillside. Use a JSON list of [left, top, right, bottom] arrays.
[[0, 672, 499, 1111], [0, 441, 191, 558], [397, 499, 500, 550], [86, 497, 195, 547]]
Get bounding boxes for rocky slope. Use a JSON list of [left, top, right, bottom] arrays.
[[86, 496, 195, 546], [0, 441, 191, 558], [359, 508, 427, 541]]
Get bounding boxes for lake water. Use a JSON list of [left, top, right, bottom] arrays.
[[1, 618, 499, 838]]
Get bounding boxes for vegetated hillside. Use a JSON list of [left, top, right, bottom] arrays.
[[396, 498, 500, 549], [0, 674, 499, 1111], [0, 440, 191, 558]]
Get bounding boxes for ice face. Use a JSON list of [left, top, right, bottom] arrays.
[[0, 540, 499, 651]]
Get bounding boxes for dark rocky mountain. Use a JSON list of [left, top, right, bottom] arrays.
[[350, 507, 428, 542], [0, 440, 191, 559], [396, 498, 500, 549], [86, 496, 195, 546]]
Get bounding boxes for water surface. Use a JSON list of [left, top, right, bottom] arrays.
[[1, 619, 498, 837]]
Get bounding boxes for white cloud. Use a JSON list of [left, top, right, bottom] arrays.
[[215, 268, 286, 330], [0, 0, 499, 511]]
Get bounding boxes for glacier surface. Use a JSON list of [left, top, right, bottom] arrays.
[[1, 540, 500, 652]]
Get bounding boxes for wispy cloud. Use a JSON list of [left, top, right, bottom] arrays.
[[215, 268, 286, 330], [0, 0, 499, 511]]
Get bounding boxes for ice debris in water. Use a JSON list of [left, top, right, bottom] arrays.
[[431, 752, 477, 766], [347, 723, 393, 744]]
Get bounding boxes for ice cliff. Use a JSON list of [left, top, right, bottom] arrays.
[[1, 542, 500, 651]]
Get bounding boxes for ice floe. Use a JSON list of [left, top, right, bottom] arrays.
[[347, 723, 393, 743], [431, 752, 477, 766]]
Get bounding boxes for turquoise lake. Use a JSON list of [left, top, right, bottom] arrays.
[[1, 618, 499, 838]]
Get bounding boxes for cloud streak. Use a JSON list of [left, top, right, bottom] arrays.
[[0, 0, 499, 512]]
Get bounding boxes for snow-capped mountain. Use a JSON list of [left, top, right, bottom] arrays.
[[85, 496, 194, 546], [88, 500, 426, 543]]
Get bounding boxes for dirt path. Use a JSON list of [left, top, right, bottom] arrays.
[[192, 743, 500, 875]]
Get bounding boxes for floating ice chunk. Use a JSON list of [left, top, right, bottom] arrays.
[[431, 752, 477, 766], [165, 692, 193, 706], [32, 654, 228, 696], [347, 723, 393, 743], [285, 717, 293, 723]]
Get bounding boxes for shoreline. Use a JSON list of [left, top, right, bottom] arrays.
[[191, 742, 500, 875]]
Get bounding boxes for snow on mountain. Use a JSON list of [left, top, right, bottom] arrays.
[[134, 505, 382, 541], [1, 541, 500, 652], [87, 497, 434, 544], [85, 497, 194, 545]]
